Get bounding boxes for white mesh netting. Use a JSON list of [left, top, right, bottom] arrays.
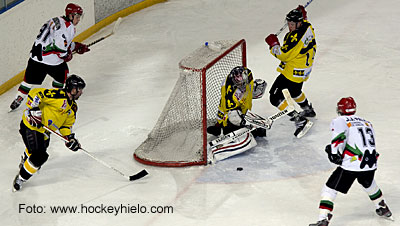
[[134, 40, 246, 166]]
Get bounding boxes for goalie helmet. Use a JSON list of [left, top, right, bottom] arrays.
[[65, 3, 83, 17], [65, 74, 86, 93], [337, 97, 356, 115], [230, 66, 249, 90], [286, 9, 303, 22]]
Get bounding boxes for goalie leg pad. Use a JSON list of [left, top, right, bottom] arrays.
[[211, 131, 257, 162]]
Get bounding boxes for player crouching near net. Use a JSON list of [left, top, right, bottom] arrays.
[[309, 97, 393, 226], [206, 66, 267, 163], [12, 75, 85, 192]]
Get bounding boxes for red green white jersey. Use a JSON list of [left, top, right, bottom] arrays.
[[330, 115, 378, 172], [30, 16, 76, 65]]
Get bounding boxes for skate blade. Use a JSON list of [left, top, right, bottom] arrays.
[[296, 120, 313, 138], [384, 215, 394, 221]]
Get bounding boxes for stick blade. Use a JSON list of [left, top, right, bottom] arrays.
[[112, 17, 122, 34], [129, 169, 148, 181], [282, 89, 296, 112]]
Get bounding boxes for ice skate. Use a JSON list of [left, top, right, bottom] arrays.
[[9, 95, 24, 112], [300, 103, 316, 118], [12, 174, 25, 192], [376, 200, 394, 221], [309, 213, 332, 226], [294, 114, 313, 138]]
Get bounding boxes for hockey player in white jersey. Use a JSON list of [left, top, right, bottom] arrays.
[[309, 97, 393, 226], [10, 3, 90, 111]]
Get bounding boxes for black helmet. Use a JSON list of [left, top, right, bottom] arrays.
[[286, 9, 303, 22], [65, 74, 86, 93], [229, 66, 249, 89]]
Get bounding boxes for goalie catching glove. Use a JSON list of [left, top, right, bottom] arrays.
[[325, 144, 342, 165], [253, 79, 267, 99], [65, 133, 81, 152]]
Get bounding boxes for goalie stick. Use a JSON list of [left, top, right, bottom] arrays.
[[42, 124, 148, 181], [275, 0, 315, 36], [87, 17, 122, 47], [209, 89, 295, 148], [209, 107, 293, 148]]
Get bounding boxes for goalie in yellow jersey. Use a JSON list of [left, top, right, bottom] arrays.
[[207, 66, 267, 162], [12, 74, 85, 192], [265, 5, 316, 138]]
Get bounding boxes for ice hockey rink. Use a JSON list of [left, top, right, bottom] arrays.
[[1, 0, 399, 225]]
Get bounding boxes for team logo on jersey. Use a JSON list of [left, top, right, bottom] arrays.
[[234, 89, 245, 101], [360, 149, 378, 169], [33, 96, 40, 106], [343, 144, 363, 162], [290, 33, 298, 43]]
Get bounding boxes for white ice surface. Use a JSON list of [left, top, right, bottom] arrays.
[[1, 0, 400, 225]]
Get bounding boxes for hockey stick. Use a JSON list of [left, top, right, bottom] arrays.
[[209, 108, 290, 148], [282, 89, 313, 138], [87, 17, 122, 47], [42, 125, 148, 181], [275, 0, 314, 36], [209, 89, 296, 148]]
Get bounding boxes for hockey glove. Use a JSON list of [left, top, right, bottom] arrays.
[[74, 42, 90, 54], [63, 48, 73, 62], [325, 144, 342, 165], [296, 5, 307, 20], [65, 133, 81, 152], [265, 34, 280, 49], [27, 107, 42, 128]]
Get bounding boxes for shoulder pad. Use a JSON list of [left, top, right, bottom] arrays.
[[52, 17, 61, 30], [282, 22, 311, 53]]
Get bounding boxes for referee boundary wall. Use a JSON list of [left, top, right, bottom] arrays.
[[0, 0, 166, 95]]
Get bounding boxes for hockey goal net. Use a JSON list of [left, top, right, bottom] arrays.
[[134, 39, 247, 166]]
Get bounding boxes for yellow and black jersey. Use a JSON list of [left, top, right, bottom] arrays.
[[270, 20, 317, 83], [22, 88, 77, 136], [217, 68, 254, 126]]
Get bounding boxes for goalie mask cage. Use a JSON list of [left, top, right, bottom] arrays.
[[134, 39, 246, 167]]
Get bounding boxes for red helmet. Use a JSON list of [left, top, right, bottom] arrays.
[[65, 3, 83, 17], [337, 97, 356, 115]]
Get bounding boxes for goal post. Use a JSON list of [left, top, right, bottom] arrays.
[[134, 39, 247, 167]]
